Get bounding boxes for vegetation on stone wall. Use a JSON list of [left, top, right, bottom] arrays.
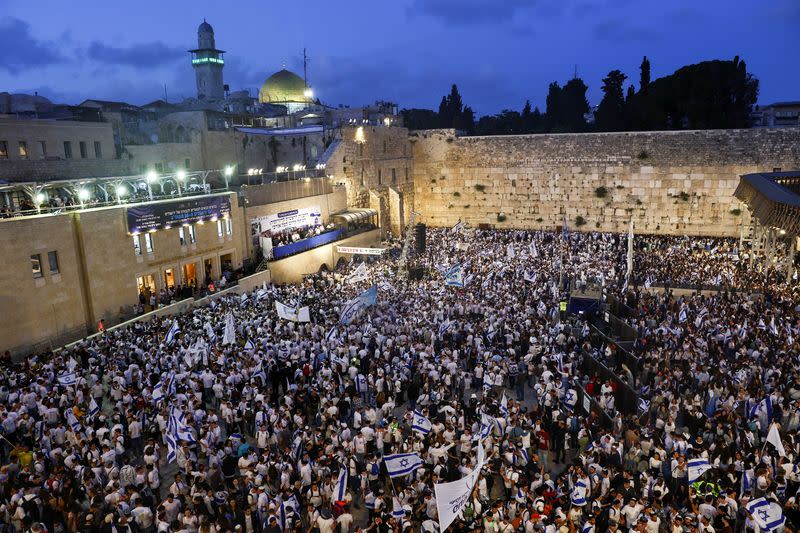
[[474, 184, 486, 192], [730, 208, 742, 216], [575, 215, 587, 226], [595, 186, 608, 198], [497, 213, 507, 222]]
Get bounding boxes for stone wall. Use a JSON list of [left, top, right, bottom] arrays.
[[411, 128, 800, 236]]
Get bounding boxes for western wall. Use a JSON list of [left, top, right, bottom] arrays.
[[410, 127, 800, 236]]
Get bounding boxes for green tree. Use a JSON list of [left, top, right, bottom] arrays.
[[595, 70, 628, 131], [400, 108, 440, 130], [639, 56, 651, 93]]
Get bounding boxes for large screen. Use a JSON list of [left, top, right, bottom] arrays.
[[127, 196, 231, 233]]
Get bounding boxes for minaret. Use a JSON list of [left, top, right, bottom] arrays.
[[189, 19, 225, 100]]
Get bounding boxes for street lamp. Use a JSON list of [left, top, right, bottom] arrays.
[[35, 193, 45, 205], [116, 185, 127, 196], [176, 169, 186, 181], [146, 171, 158, 183], [224, 166, 233, 177]]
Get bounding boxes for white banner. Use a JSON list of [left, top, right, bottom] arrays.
[[435, 457, 483, 532], [253, 206, 321, 235], [337, 246, 385, 255], [275, 301, 311, 322]]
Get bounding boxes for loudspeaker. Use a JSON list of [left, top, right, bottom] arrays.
[[409, 265, 424, 280], [415, 223, 427, 254]]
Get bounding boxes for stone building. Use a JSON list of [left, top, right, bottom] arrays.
[[190, 20, 226, 103]]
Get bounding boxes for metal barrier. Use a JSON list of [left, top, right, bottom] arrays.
[[581, 349, 640, 417]]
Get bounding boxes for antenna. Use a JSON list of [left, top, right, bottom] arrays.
[[573, 64, 578, 79], [303, 48, 309, 87], [164, 84, 168, 104]]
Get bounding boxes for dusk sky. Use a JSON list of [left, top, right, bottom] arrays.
[[1, 0, 798, 116]]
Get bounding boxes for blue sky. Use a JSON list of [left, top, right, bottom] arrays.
[[0, 0, 798, 115]]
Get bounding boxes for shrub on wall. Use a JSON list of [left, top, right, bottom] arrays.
[[535, 217, 543, 223], [575, 215, 587, 227], [678, 191, 690, 201], [453, 191, 461, 197], [497, 213, 507, 222], [730, 208, 742, 216], [637, 150, 650, 160], [595, 186, 608, 198], [474, 184, 486, 192]]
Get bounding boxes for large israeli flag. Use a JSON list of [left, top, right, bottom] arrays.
[[571, 479, 588, 506], [444, 264, 465, 287], [334, 465, 348, 502], [339, 285, 378, 325], [745, 498, 785, 532], [275, 301, 311, 322], [89, 397, 100, 417], [435, 455, 484, 533], [384, 453, 424, 478], [222, 311, 236, 345], [688, 458, 712, 483], [165, 320, 180, 345], [57, 372, 78, 386], [66, 411, 82, 432], [346, 262, 369, 284], [412, 410, 432, 435]]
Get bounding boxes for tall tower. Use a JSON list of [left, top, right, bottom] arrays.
[[189, 20, 225, 101]]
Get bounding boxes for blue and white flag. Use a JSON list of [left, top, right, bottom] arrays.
[[507, 243, 516, 259], [346, 262, 369, 284], [638, 397, 651, 413], [392, 497, 407, 518], [529, 240, 538, 258], [251, 365, 267, 385], [204, 322, 217, 343], [740, 469, 754, 497], [222, 311, 236, 345], [325, 327, 338, 344], [165, 320, 180, 345], [165, 431, 178, 464], [384, 453, 424, 478], [740, 319, 748, 339], [89, 397, 100, 417], [167, 408, 196, 444], [334, 465, 348, 502], [562, 214, 570, 241], [563, 388, 578, 412], [678, 306, 687, 323], [244, 338, 256, 352], [477, 413, 497, 440], [339, 285, 378, 325], [451, 220, 465, 233], [57, 372, 78, 386], [438, 320, 452, 339], [571, 479, 588, 506], [152, 381, 165, 403], [688, 458, 712, 483], [749, 396, 774, 424], [745, 498, 785, 532], [412, 410, 432, 435], [499, 393, 509, 417], [444, 263, 465, 287], [66, 410, 82, 432]]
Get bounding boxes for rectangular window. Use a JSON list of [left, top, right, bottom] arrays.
[[31, 254, 43, 279], [144, 233, 154, 253], [188, 224, 196, 244], [383, 140, 387, 153], [391, 168, 396, 184], [133, 235, 142, 256], [0, 141, 7, 159], [18, 141, 28, 159], [405, 167, 409, 182], [63, 141, 72, 159], [48, 251, 59, 274], [39, 141, 47, 159], [217, 220, 224, 238], [79, 141, 87, 159], [184, 158, 190, 169], [226, 218, 232, 236], [94, 141, 102, 158], [378, 169, 382, 185], [178, 227, 186, 246]]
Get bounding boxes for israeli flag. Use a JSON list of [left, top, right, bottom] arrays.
[[451, 220, 465, 233], [57, 372, 78, 386], [499, 393, 509, 417], [438, 320, 452, 338], [412, 410, 432, 435], [165, 431, 177, 464], [66, 410, 82, 432], [339, 285, 378, 325], [222, 311, 236, 345], [165, 320, 180, 345], [740, 469, 754, 497], [477, 413, 497, 440], [335, 465, 348, 502], [325, 327, 338, 344], [638, 397, 651, 413], [524, 271, 537, 283], [204, 322, 217, 343], [251, 366, 267, 385], [740, 319, 748, 339], [384, 453, 424, 478], [571, 479, 588, 506], [244, 338, 256, 352], [563, 389, 578, 412], [444, 264, 465, 287], [152, 381, 164, 403], [529, 240, 538, 258], [392, 497, 407, 518], [507, 243, 516, 259], [346, 262, 369, 284], [678, 306, 687, 323], [688, 458, 712, 483], [89, 397, 100, 417], [749, 396, 773, 423], [562, 214, 569, 240], [745, 497, 785, 532], [168, 409, 196, 444]]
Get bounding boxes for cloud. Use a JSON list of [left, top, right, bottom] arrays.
[[87, 41, 185, 69], [406, 0, 536, 25], [0, 17, 65, 73], [592, 19, 652, 42]]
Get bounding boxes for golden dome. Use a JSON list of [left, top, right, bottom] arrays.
[[258, 69, 310, 104]]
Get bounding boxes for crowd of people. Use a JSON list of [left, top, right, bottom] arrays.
[[268, 223, 336, 249], [0, 226, 798, 533]]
